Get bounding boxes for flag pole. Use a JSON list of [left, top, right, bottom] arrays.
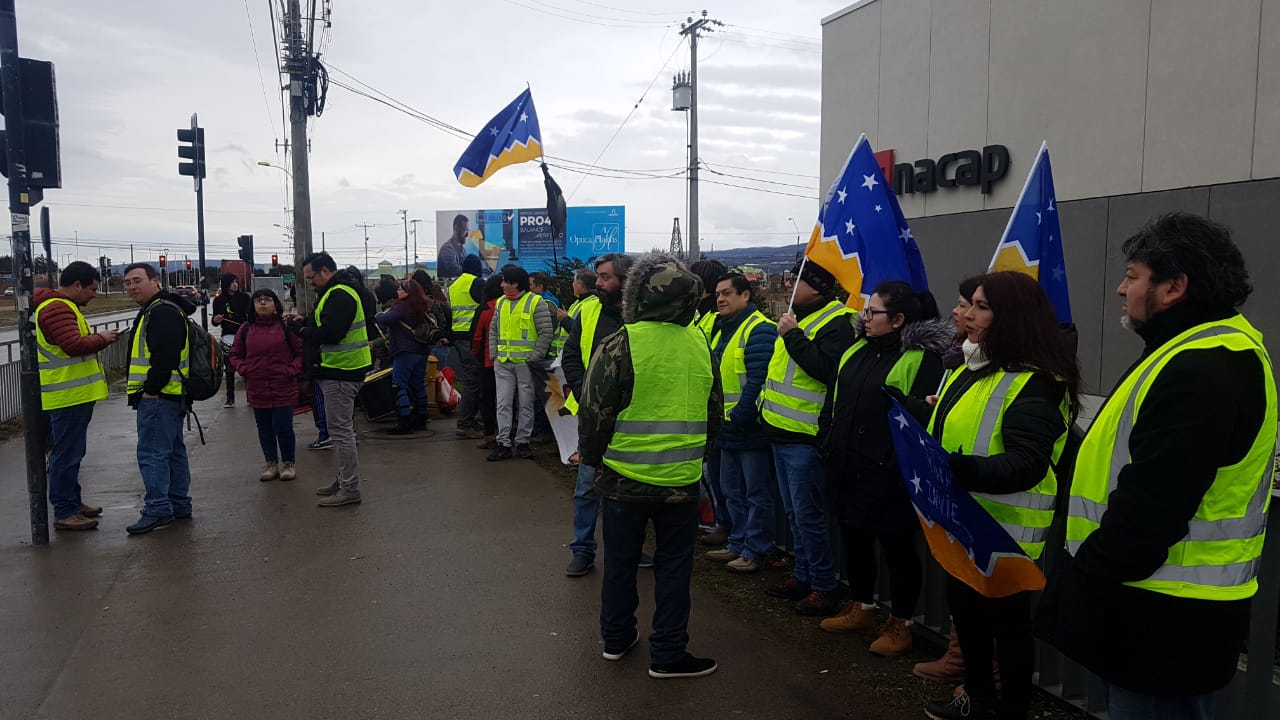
[[786, 254, 808, 316]]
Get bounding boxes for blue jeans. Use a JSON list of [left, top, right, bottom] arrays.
[[312, 382, 328, 439], [600, 497, 699, 665], [253, 407, 296, 463], [570, 464, 600, 559], [1108, 685, 1214, 720], [392, 353, 430, 417], [773, 443, 836, 591], [721, 447, 775, 563], [47, 401, 95, 520], [702, 451, 730, 534], [136, 398, 191, 519]]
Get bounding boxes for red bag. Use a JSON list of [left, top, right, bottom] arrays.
[[435, 370, 460, 412]]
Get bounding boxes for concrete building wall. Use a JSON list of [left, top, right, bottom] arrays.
[[821, 0, 1278, 215]]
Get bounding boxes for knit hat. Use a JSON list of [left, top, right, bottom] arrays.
[[792, 260, 837, 298], [462, 254, 484, 276]]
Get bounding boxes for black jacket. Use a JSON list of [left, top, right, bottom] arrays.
[[824, 319, 949, 529], [763, 300, 857, 447], [561, 295, 623, 398], [290, 271, 374, 382], [128, 291, 197, 405], [212, 291, 252, 338], [1035, 302, 1269, 697]]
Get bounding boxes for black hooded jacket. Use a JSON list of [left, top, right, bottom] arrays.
[[212, 274, 252, 339]]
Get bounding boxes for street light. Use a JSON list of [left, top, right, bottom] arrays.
[[788, 217, 801, 261], [257, 160, 292, 179]]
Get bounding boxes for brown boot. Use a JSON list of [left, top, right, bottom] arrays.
[[913, 626, 965, 682], [819, 602, 877, 634], [476, 436, 498, 450], [54, 514, 99, 531], [868, 615, 913, 656]]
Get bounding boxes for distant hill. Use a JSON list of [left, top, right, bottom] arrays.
[[702, 244, 802, 274]]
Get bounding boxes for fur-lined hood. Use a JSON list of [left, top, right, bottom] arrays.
[[621, 251, 700, 326], [852, 313, 955, 356]]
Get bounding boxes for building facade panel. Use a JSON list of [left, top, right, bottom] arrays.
[[876, 0, 933, 218], [1254, 0, 1280, 177], [820, 0, 882, 192]]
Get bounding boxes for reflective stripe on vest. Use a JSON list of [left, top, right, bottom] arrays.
[[496, 292, 543, 363], [759, 301, 851, 435], [127, 301, 190, 396], [562, 297, 606, 416], [603, 322, 714, 486], [714, 310, 774, 418], [1066, 317, 1277, 600], [34, 298, 109, 410], [448, 273, 479, 333], [695, 308, 717, 339], [928, 370, 1067, 560], [316, 283, 373, 371]]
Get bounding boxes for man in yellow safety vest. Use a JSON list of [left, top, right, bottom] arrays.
[[450, 254, 486, 438], [1038, 212, 1277, 718]]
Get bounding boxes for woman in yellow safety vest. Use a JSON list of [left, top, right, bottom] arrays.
[[922, 271, 1080, 720]]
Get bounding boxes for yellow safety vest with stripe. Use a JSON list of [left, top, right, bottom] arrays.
[[496, 291, 544, 364], [694, 308, 718, 338], [562, 295, 605, 416], [448, 273, 479, 333], [929, 369, 1068, 560], [1066, 315, 1277, 600], [759, 301, 852, 436], [315, 283, 372, 371], [34, 298, 109, 410], [712, 309, 774, 420], [127, 300, 190, 397], [831, 337, 929, 410], [603, 321, 714, 486]]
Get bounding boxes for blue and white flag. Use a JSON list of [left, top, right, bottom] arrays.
[[453, 88, 543, 188], [988, 141, 1072, 323]]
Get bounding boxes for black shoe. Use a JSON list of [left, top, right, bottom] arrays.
[[173, 512, 193, 521], [516, 443, 534, 459], [566, 555, 595, 577], [387, 416, 415, 435], [648, 653, 718, 679], [764, 574, 811, 600], [487, 445, 513, 462], [602, 630, 639, 661], [411, 413, 430, 430], [925, 690, 997, 720], [307, 437, 333, 450], [795, 589, 841, 617], [637, 553, 654, 569], [126, 514, 174, 535]]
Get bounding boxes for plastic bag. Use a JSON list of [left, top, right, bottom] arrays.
[[435, 372, 460, 412]]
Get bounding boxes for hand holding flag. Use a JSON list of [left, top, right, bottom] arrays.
[[804, 134, 928, 310], [886, 394, 1046, 598], [989, 141, 1072, 323], [453, 88, 543, 187]]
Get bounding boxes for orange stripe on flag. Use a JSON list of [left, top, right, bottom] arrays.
[[804, 221, 866, 310]]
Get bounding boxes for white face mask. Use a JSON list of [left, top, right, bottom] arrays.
[[962, 338, 990, 371]]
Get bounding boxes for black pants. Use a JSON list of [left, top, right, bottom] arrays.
[[479, 365, 498, 436], [600, 498, 699, 665], [223, 343, 236, 402], [945, 575, 1034, 720], [840, 522, 923, 619]]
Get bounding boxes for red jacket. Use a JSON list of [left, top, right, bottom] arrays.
[[474, 301, 496, 368], [229, 317, 303, 409], [34, 288, 110, 357]]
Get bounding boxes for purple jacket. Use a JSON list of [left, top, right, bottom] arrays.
[[374, 301, 431, 358], [230, 318, 303, 409]]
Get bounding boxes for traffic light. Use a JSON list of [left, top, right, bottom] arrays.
[[177, 119, 206, 191], [104, 257, 112, 276], [271, 254, 278, 269], [185, 259, 192, 270], [158, 254, 167, 268], [237, 234, 255, 266], [0, 58, 62, 191]]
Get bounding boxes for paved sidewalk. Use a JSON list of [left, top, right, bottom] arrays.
[[0, 393, 937, 720]]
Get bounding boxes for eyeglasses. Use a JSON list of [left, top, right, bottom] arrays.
[[861, 308, 890, 317], [254, 297, 275, 303]]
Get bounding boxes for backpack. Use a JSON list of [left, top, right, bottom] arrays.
[[150, 300, 225, 401]]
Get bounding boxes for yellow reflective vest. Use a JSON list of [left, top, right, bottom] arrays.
[[315, 283, 373, 371], [448, 273, 480, 333], [562, 295, 605, 415], [495, 291, 543, 364], [712, 310, 774, 420], [929, 369, 1069, 560], [34, 298, 108, 410], [1067, 315, 1277, 600], [758, 301, 851, 436], [127, 300, 190, 398], [603, 321, 714, 486]]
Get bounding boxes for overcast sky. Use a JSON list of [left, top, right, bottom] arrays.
[[14, 0, 839, 269]]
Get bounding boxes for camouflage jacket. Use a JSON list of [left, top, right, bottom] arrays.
[[578, 253, 724, 503]]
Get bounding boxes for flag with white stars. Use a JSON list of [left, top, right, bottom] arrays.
[[988, 141, 1072, 323], [804, 134, 928, 310], [453, 88, 543, 188], [886, 394, 1046, 598]]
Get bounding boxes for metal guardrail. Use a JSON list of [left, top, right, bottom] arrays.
[[0, 317, 133, 424]]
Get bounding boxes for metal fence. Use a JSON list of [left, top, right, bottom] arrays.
[[0, 317, 133, 424]]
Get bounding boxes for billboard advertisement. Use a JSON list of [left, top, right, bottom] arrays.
[[435, 205, 624, 278]]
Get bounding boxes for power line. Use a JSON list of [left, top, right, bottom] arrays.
[[242, 0, 278, 140], [700, 161, 818, 191], [699, 177, 816, 200], [565, 0, 693, 16], [495, 0, 677, 29], [700, 159, 819, 179], [267, 0, 289, 146]]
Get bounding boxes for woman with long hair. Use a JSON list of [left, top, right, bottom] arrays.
[[229, 289, 303, 481], [819, 281, 952, 656], [374, 280, 434, 435], [413, 270, 454, 364], [923, 271, 1079, 720]]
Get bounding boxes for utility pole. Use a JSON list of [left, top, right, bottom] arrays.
[[399, 210, 409, 274], [284, 0, 315, 315], [679, 10, 721, 263], [321, 230, 325, 252], [357, 222, 373, 275], [410, 218, 421, 269]]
